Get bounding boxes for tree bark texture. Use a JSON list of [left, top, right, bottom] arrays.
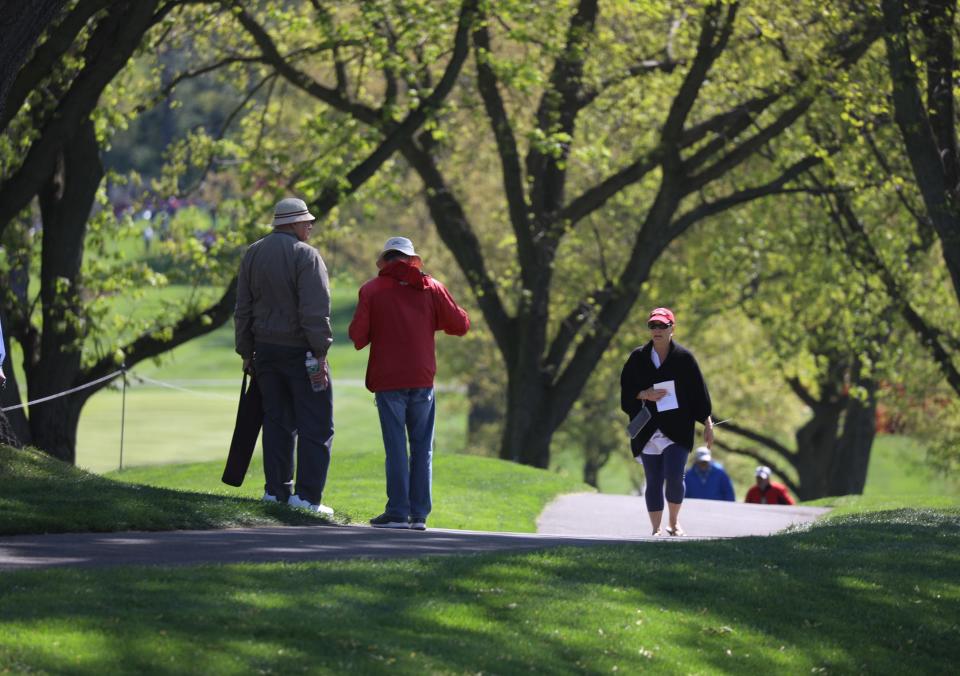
[[27, 118, 101, 463], [0, 0, 65, 123], [882, 0, 960, 305]]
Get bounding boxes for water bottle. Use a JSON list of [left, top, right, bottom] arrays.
[[305, 351, 324, 392]]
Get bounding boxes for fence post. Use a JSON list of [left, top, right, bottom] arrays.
[[119, 363, 127, 471]]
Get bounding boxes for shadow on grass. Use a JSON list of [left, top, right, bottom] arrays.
[[0, 446, 329, 535], [1, 509, 958, 673]]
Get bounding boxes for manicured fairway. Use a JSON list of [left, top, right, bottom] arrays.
[[0, 504, 957, 674]]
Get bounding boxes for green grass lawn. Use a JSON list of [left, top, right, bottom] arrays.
[[1, 501, 957, 674], [108, 451, 586, 533], [0, 444, 590, 535]]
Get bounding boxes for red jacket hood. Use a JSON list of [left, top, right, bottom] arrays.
[[378, 260, 426, 290]]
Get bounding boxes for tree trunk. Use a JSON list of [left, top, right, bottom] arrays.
[[27, 117, 101, 464], [0, 368, 32, 445], [0, 407, 20, 447], [466, 381, 501, 440], [825, 380, 877, 496], [793, 375, 878, 500], [28, 397, 84, 461], [499, 367, 553, 467]]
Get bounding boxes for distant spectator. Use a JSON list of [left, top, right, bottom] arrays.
[[745, 466, 795, 505], [199, 229, 217, 252], [684, 446, 735, 501], [142, 224, 155, 252]]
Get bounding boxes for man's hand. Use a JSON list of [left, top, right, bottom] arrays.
[[242, 358, 252, 375], [637, 388, 667, 401], [309, 359, 329, 391], [704, 421, 715, 450]]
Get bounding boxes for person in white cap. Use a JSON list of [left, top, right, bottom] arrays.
[[683, 446, 735, 501], [745, 466, 795, 505], [235, 197, 334, 515], [349, 236, 470, 530]]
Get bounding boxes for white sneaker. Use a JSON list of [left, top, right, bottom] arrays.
[[262, 492, 279, 503], [288, 494, 334, 516]]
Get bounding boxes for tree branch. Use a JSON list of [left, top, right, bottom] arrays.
[[473, 21, 531, 251], [919, 0, 959, 191], [0, 0, 109, 133], [671, 155, 823, 235], [229, 2, 380, 126], [882, 0, 960, 302], [0, 0, 164, 236], [787, 376, 819, 409], [309, 0, 479, 212], [660, 2, 737, 149], [577, 55, 685, 108], [713, 438, 800, 495], [525, 0, 599, 221], [684, 98, 813, 193], [822, 178, 960, 396], [85, 277, 236, 384], [401, 140, 514, 359]]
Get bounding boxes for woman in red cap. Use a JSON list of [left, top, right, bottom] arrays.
[[620, 307, 714, 536]]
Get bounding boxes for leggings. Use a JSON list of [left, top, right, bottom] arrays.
[[639, 444, 689, 512]]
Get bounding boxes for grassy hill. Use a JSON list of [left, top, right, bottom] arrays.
[[0, 444, 590, 535]]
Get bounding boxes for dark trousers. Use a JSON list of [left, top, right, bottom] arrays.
[[254, 342, 333, 504], [639, 443, 689, 512]]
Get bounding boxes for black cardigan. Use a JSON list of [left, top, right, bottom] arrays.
[[619, 340, 712, 456]]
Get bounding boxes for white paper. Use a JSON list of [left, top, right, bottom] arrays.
[[653, 380, 678, 412]]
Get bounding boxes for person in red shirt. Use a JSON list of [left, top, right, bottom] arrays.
[[349, 237, 470, 531], [745, 466, 796, 505]]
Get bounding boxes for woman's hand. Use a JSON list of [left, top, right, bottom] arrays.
[[637, 388, 668, 402]]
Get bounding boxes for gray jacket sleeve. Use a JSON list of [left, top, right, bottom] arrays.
[[297, 245, 333, 359], [234, 246, 255, 359]]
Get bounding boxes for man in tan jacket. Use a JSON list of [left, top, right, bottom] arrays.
[[235, 197, 334, 515]]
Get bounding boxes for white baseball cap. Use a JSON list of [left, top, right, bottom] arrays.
[[694, 447, 712, 462], [377, 236, 421, 265]]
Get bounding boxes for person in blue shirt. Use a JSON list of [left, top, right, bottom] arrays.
[[684, 446, 735, 501]]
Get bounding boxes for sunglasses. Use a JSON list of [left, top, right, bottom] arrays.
[[647, 322, 672, 330]]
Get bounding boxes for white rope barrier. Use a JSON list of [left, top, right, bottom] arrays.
[[0, 369, 466, 413], [0, 370, 124, 412], [133, 374, 235, 401]]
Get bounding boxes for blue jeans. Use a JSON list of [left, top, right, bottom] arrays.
[[639, 443, 689, 512], [375, 388, 435, 520], [254, 343, 333, 504]]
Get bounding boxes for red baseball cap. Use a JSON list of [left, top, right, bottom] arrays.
[[648, 307, 675, 325]]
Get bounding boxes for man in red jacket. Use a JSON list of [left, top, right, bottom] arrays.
[[349, 237, 470, 530], [745, 466, 796, 505]]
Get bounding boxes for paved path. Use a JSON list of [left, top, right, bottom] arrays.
[[537, 494, 830, 538], [0, 526, 642, 571], [0, 495, 830, 571]]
